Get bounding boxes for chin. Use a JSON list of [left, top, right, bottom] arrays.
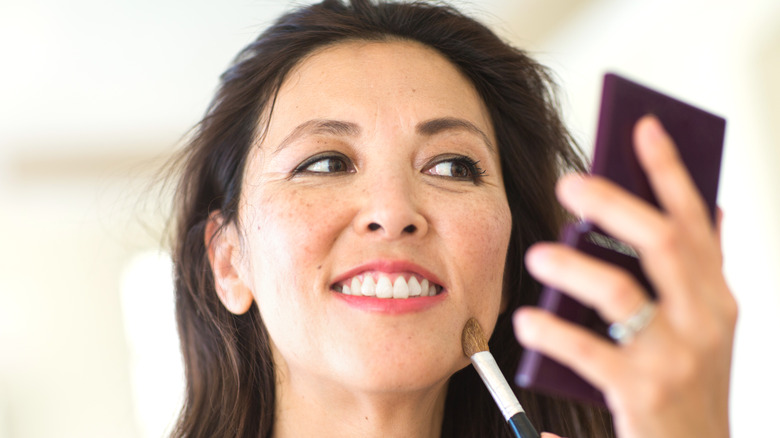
[[331, 342, 471, 395], [347, 366, 461, 395]]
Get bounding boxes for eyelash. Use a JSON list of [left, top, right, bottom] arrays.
[[292, 152, 353, 175], [291, 152, 486, 183], [424, 155, 486, 183]]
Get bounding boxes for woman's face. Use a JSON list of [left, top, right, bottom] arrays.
[[235, 40, 512, 393]]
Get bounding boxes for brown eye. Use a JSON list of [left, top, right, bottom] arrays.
[[294, 152, 353, 175], [305, 157, 348, 173], [424, 155, 485, 182], [429, 161, 471, 178]]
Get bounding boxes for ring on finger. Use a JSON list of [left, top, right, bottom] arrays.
[[608, 300, 658, 345]]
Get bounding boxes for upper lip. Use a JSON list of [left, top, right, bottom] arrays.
[[330, 259, 446, 289]]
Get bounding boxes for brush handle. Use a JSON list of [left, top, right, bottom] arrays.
[[471, 351, 540, 438], [471, 352, 523, 419], [508, 411, 540, 438]]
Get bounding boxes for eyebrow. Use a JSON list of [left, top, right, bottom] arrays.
[[416, 117, 495, 153], [273, 116, 494, 154], [274, 119, 361, 154]]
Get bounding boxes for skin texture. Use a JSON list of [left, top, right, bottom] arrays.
[[207, 41, 512, 438], [515, 116, 737, 438]]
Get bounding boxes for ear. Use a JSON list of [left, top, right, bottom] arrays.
[[205, 211, 254, 315]]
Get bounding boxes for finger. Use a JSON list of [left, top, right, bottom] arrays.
[[525, 243, 648, 324], [633, 115, 712, 233], [556, 175, 704, 309], [556, 174, 667, 254], [514, 307, 626, 392]]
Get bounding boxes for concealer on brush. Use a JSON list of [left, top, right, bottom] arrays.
[[462, 318, 540, 438]]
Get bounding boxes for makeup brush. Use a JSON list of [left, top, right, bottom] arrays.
[[462, 318, 540, 438]]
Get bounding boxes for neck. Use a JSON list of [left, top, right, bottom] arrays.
[[272, 371, 449, 438]]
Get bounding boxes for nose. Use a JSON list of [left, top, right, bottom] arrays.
[[353, 175, 428, 240]]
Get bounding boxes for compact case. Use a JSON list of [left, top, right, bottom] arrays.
[[516, 73, 726, 405]]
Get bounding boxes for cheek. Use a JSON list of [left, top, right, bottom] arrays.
[[248, 188, 347, 265], [242, 188, 354, 360], [458, 196, 511, 266], [442, 196, 512, 312]]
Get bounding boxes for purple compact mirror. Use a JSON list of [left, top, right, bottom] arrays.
[[515, 73, 726, 405]]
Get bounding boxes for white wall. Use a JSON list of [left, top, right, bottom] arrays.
[[0, 0, 777, 436]]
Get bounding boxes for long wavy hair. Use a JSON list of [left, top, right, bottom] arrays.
[[169, 0, 614, 436]]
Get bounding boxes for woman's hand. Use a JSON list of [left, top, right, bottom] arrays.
[[514, 116, 737, 438]]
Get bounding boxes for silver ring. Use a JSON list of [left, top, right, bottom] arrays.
[[608, 301, 658, 345]]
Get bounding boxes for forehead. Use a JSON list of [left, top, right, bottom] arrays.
[[260, 39, 495, 147]]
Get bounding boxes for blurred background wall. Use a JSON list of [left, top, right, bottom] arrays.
[[1, 0, 777, 436]]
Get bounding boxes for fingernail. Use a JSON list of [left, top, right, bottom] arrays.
[[513, 307, 530, 329], [557, 173, 585, 197], [642, 115, 665, 141], [514, 308, 544, 346], [525, 244, 553, 276]]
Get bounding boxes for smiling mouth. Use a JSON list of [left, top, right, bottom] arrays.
[[332, 273, 444, 299]]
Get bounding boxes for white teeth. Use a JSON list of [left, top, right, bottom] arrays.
[[393, 277, 409, 299], [337, 274, 440, 299], [376, 276, 393, 298], [420, 279, 429, 297], [408, 276, 421, 297], [361, 276, 376, 296]]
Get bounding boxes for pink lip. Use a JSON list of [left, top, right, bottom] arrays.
[[330, 259, 445, 288], [334, 291, 447, 314], [330, 259, 447, 315]]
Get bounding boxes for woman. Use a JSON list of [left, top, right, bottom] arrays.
[[169, 0, 736, 437]]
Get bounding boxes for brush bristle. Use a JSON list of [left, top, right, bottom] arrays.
[[461, 318, 489, 357]]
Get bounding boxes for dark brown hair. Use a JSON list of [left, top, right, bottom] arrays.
[[169, 0, 613, 436]]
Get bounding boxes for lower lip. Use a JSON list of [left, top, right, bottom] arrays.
[[333, 291, 447, 314]]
